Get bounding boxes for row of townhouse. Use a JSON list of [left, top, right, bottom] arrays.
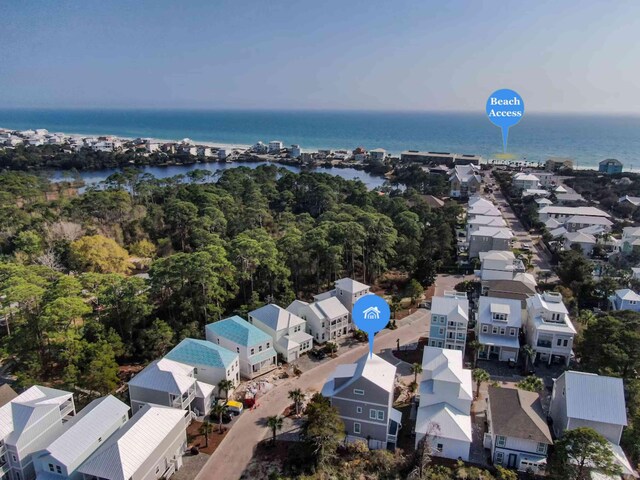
[[449, 164, 482, 198], [126, 277, 372, 420], [466, 197, 515, 258], [0, 385, 188, 480]]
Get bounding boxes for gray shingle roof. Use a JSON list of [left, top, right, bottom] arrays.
[[488, 386, 552, 443]]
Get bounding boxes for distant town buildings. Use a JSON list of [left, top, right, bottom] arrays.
[[599, 158, 623, 174]]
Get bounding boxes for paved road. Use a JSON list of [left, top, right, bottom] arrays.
[[195, 310, 429, 480]]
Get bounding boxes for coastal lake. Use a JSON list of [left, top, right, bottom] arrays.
[[47, 161, 389, 190]]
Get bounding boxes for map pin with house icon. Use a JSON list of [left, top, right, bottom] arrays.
[[352, 295, 391, 358]]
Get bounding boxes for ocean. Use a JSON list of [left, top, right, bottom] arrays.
[[0, 109, 639, 169]]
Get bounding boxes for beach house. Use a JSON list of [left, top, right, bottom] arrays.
[[165, 338, 240, 389], [609, 289, 640, 312], [449, 164, 482, 198], [512, 172, 540, 191], [415, 348, 472, 461], [428, 291, 469, 354], [286, 296, 350, 344], [248, 304, 313, 362], [476, 250, 525, 283], [486, 386, 552, 473], [321, 354, 401, 450], [313, 277, 371, 314], [205, 316, 277, 379], [468, 226, 514, 258], [128, 358, 214, 418], [33, 395, 129, 479], [599, 158, 623, 174], [1, 386, 75, 480], [524, 292, 576, 366], [476, 296, 522, 363], [77, 404, 188, 480]]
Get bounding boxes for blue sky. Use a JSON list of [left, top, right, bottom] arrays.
[[1, 0, 639, 112]]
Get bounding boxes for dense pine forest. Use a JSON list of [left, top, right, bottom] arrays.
[[0, 166, 460, 394]]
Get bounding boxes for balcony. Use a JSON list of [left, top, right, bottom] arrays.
[[172, 387, 196, 409], [536, 339, 552, 349], [59, 398, 74, 418]]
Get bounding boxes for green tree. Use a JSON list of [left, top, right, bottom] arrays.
[[406, 279, 424, 305], [469, 339, 482, 368], [199, 420, 213, 448], [266, 415, 284, 444], [522, 344, 536, 372], [137, 319, 174, 360], [411, 362, 423, 385], [516, 376, 544, 392], [551, 427, 621, 480], [83, 341, 120, 396], [472, 368, 490, 398], [495, 466, 518, 480], [210, 402, 229, 433], [302, 394, 344, 467], [325, 342, 338, 357], [288, 388, 306, 416], [218, 379, 234, 402]]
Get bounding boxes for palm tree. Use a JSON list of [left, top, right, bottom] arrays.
[[522, 344, 536, 372], [468, 339, 482, 368], [325, 342, 338, 357], [410, 363, 423, 385], [266, 415, 283, 444], [472, 368, 490, 399], [199, 420, 213, 448], [210, 402, 228, 433], [218, 379, 234, 402], [288, 388, 305, 416]]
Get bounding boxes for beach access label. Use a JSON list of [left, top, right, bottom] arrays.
[[352, 294, 391, 358], [486, 89, 524, 153]]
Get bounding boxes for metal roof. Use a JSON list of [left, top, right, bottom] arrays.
[[128, 358, 195, 395], [165, 338, 238, 370], [206, 316, 272, 347], [323, 353, 396, 397], [249, 304, 305, 332], [78, 405, 187, 480], [415, 403, 472, 442], [563, 371, 627, 426], [43, 395, 129, 471], [334, 277, 370, 293]]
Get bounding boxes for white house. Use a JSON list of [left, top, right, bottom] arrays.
[[524, 292, 576, 366], [467, 196, 502, 220], [476, 297, 522, 363], [609, 289, 640, 312], [248, 304, 313, 362], [477, 250, 525, 282], [415, 348, 472, 461], [33, 395, 129, 480], [563, 231, 597, 256], [217, 147, 231, 159], [537, 206, 610, 223], [486, 386, 552, 473], [466, 215, 508, 235], [313, 278, 371, 314], [428, 292, 469, 354], [321, 354, 401, 450], [512, 172, 540, 191], [369, 148, 386, 161], [165, 338, 240, 389], [564, 216, 613, 233], [128, 358, 214, 418], [1, 386, 75, 480], [77, 404, 188, 480], [205, 316, 277, 380], [286, 296, 350, 344], [622, 227, 640, 254], [550, 371, 627, 445], [449, 165, 482, 198], [290, 145, 301, 158], [268, 141, 283, 153]]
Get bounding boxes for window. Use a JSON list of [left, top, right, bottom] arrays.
[[354, 422, 361, 434], [495, 451, 504, 464], [56, 466, 62, 474], [438, 327, 444, 335], [49, 464, 55, 472], [267, 342, 270, 348], [259, 346, 263, 352], [250, 348, 255, 355], [496, 436, 506, 447], [510, 328, 516, 336], [354, 389, 365, 395], [437, 341, 443, 348], [377, 410, 385, 421], [356, 406, 362, 413], [236, 347, 240, 353], [557, 338, 562, 346], [436, 443, 443, 453], [563, 339, 569, 347], [492, 326, 498, 334], [537, 443, 547, 454], [482, 325, 489, 333], [193, 367, 198, 374], [499, 328, 506, 335], [370, 409, 377, 420]]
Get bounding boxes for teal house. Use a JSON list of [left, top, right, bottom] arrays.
[[599, 158, 623, 174]]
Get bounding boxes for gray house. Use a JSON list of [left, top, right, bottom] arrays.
[[469, 227, 514, 258], [321, 354, 401, 450]]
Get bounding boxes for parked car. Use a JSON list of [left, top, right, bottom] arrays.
[[310, 348, 326, 360], [225, 400, 244, 415], [418, 301, 431, 309]]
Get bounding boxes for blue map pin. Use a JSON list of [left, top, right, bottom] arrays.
[[486, 89, 524, 153], [352, 295, 391, 358]]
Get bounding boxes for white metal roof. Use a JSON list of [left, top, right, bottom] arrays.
[[334, 277, 370, 293], [43, 395, 129, 471], [538, 206, 610, 218], [478, 296, 522, 328], [249, 304, 305, 332], [78, 405, 187, 480], [420, 348, 473, 400], [615, 289, 640, 302], [415, 403, 472, 442], [322, 353, 396, 397], [128, 358, 195, 395], [562, 371, 627, 426]]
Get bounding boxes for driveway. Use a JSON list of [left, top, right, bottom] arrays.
[[195, 309, 430, 480], [434, 273, 476, 296]]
